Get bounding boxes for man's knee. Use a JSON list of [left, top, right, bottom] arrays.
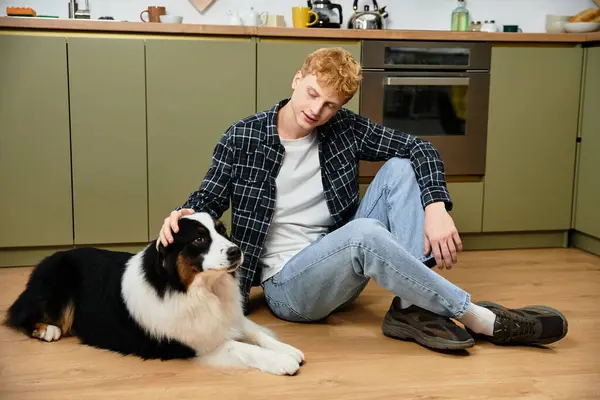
[[345, 218, 389, 245], [378, 157, 415, 180]]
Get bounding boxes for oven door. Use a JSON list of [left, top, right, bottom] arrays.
[[359, 70, 490, 176]]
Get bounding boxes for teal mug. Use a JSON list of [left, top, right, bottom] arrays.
[[503, 25, 522, 32]]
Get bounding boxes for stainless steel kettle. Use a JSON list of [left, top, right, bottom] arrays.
[[347, 0, 388, 29]]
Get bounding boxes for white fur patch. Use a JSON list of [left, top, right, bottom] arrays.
[[198, 340, 301, 376], [33, 325, 62, 342], [242, 318, 305, 365], [181, 213, 243, 272]]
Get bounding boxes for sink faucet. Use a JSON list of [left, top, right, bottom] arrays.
[[68, 0, 90, 19]]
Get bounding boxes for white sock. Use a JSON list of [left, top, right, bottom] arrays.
[[457, 303, 497, 336], [400, 299, 413, 309]]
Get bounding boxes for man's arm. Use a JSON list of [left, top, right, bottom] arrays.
[[177, 127, 234, 219], [353, 113, 453, 212], [353, 114, 462, 269]]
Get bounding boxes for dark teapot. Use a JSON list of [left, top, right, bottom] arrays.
[[307, 0, 343, 28]]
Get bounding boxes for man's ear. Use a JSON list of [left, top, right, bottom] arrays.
[[291, 70, 302, 89]]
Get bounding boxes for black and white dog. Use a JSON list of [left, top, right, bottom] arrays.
[[5, 212, 304, 375]]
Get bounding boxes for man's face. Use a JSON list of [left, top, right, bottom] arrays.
[[288, 72, 348, 131]]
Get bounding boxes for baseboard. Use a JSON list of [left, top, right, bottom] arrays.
[[460, 231, 569, 251], [569, 231, 600, 257]]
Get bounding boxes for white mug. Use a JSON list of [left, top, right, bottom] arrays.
[[263, 14, 285, 27]]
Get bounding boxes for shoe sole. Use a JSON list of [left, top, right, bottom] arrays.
[[475, 301, 569, 345], [382, 312, 475, 351]]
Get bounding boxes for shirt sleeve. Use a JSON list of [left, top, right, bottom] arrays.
[[353, 113, 453, 211], [177, 128, 233, 218]]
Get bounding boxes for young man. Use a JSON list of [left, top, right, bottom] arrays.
[[158, 48, 567, 351]]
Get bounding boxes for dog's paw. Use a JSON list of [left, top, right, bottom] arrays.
[[257, 352, 300, 376], [275, 343, 305, 365], [263, 340, 304, 365], [32, 323, 62, 342]]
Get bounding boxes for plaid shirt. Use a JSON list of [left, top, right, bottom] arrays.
[[179, 99, 452, 313]]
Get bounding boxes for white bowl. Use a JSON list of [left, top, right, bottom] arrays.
[[160, 15, 183, 24], [564, 21, 600, 33]]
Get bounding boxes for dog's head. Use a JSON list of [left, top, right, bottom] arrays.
[[154, 212, 243, 293]]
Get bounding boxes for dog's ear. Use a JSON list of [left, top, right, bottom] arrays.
[[215, 219, 229, 239], [155, 240, 167, 267]]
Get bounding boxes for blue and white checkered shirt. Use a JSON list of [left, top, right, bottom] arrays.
[[179, 99, 452, 313]]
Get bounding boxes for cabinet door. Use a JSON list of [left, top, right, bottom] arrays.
[[482, 46, 582, 232], [447, 182, 483, 233], [574, 47, 600, 239], [256, 38, 361, 113], [0, 35, 73, 248], [146, 38, 256, 237], [68, 37, 148, 244]]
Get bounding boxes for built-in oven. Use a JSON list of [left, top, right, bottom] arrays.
[[359, 40, 491, 176]]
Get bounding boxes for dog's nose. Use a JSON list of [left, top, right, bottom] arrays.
[[226, 246, 242, 261]]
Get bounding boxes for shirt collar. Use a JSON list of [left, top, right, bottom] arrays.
[[264, 99, 286, 146], [263, 98, 346, 146]]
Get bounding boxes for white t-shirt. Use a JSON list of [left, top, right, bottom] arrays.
[[260, 131, 334, 282]]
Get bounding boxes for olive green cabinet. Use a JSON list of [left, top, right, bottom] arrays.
[[0, 35, 73, 248], [447, 182, 483, 233], [68, 37, 148, 245], [482, 46, 583, 232], [574, 46, 600, 239], [256, 38, 361, 113], [145, 37, 257, 237]]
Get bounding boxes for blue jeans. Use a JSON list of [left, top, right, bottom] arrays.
[[261, 157, 471, 323]]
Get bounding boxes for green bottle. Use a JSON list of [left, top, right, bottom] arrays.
[[451, 0, 470, 32]]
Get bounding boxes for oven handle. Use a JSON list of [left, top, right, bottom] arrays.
[[385, 77, 469, 86]]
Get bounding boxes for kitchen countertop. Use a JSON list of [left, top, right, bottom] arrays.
[[1, 16, 600, 43]]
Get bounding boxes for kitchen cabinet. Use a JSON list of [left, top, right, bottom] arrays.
[[68, 37, 148, 245], [447, 182, 483, 233], [0, 35, 73, 248], [482, 46, 582, 232], [256, 38, 361, 113], [573, 46, 600, 239], [145, 37, 256, 237]]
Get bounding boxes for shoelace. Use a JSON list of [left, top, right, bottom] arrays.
[[495, 310, 536, 342]]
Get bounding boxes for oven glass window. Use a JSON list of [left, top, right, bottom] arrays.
[[384, 47, 470, 67], [383, 82, 467, 136]]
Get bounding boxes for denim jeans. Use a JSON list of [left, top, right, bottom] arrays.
[[261, 157, 471, 323]]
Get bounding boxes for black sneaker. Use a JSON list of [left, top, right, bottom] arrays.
[[382, 297, 474, 351], [472, 301, 568, 346]]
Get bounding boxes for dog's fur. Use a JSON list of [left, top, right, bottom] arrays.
[[4, 212, 304, 375]]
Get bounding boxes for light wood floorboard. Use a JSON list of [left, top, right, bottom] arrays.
[[0, 248, 599, 399]]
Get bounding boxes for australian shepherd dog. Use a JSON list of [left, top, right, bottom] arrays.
[[5, 212, 304, 375]]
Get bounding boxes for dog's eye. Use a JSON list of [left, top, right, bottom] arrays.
[[194, 237, 206, 245]]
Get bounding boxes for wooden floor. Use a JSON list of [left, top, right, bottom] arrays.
[[1, 248, 599, 399]]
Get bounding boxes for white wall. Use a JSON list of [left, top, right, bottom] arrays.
[[0, 0, 596, 32]]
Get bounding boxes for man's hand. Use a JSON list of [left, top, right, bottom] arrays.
[[423, 202, 463, 270], [157, 208, 196, 248]]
